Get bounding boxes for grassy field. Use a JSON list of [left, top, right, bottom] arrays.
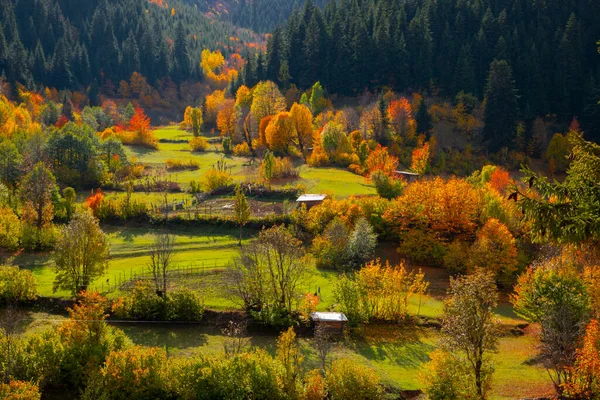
[[125, 126, 375, 198]]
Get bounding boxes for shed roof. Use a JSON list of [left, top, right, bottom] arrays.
[[311, 312, 348, 322], [395, 170, 420, 176], [297, 194, 328, 202]]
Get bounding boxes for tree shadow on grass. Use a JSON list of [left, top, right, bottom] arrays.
[[349, 325, 436, 368], [115, 323, 209, 350]]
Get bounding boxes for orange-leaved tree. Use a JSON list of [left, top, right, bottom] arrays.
[[563, 319, 600, 397], [265, 112, 298, 155], [410, 142, 430, 175]]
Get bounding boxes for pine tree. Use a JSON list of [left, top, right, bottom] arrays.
[[173, 21, 190, 82], [483, 60, 519, 152], [416, 99, 433, 137]]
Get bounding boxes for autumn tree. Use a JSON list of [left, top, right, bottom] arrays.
[[53, 209, 110, 295], [228, 225, 307, 314], [129, 106, 157, 148], [148, 232, 176, 297], [190, 108, 203, 137], [265, 112, 298, 154], [277, 327, 303, 397], [290, 103, 314, 156], [388, 98, 416, 142], [20, 162, 57, 230], [0, 141, 22, 187], [217, 99, 238, 139], [470, 218, 518, 277], [563, 319, 600, 398], [234, 185, 251, 246], [410, 142, 430, 175], [250, 81, 286, 127], [512, 259, 591, 391], [440, 270, 499, 398]]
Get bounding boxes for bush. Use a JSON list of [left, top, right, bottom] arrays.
[[259, 156, 299, 181], [421, 350, 474, 400], [303, 370, 328, 400], [112, 283, 204, 322], [397, 229, 447, 267], [325, 359, 383, 400], [201, 168, 233, 192], [222, 137, 233, 154], [167, 289, 205, 321], [233, 142, 251, 156], [82, 346, 172, 400], [172, 349, 285, 400], [370, 170, 404, 200], [20, 225, 57, 251], [0, 380, 41, 400], [0, 266, 37, 303], [0, 207, 21, 251], [189, 136, 209, 152], [165, 159, 200, 171]]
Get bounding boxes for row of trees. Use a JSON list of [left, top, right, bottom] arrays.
[[0, 291, 384, 399]]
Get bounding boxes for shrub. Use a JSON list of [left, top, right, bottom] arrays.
[[370, 170, 403, 200], [167, 289, 205, 321], [325, 359, 382, 400], [201, 168, 232, 192], [303, 370, 328, 400], [189, 136, 209, 152], [233, 142, 251, 156], [397, 229, 447, 267], [222, 137, 232, 154], [259, 156, 299, 181], [82, 346, 171, 400], [20, 225, 57, 251], [172, 349, 285, 400], [112, 283, 204, 322], [421, 350, 474, 400], [0, 266, 37, 303], [0, 381, 41, 400], [0, 207, 21, 251], [165, 159, 200, 171]]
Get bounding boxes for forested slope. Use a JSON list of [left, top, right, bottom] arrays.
[[259, 0, 600, 135], [0, 0, 262, 92]]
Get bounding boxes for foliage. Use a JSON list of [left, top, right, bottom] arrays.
[[165, 159, 200, 171], [200, 158, 233, 192], [396, 229, 447, 267], [189, 136, 210, 152], [440, 270, 499, 398], [411, 142, 430, 175], [0, 266, 37, 303], [384, 177, 482, 240], [53, 209, 110, 295], [276, 327, 303, 396], [20, 163, 56, 230], [0, 207, 21, 251], [563, 319, 600, 398], [512, 259, 591, 390], [82, 346, 171, 400], [0, 380, 41, 400], [325, 359, 382, 400], [516, 133, 600, 245], [128, 107, 157, 149], [421, 350, 475, 400], [370, 170, 404, 200], [334, 260, 428, 324], [228, 225, 307, 316], [470, 218, 518, 277], [234, 185, 251, 245]]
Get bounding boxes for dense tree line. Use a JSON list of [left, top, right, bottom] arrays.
[[227, 0, 328, 33], [0, 0, 259, 93], [256, 0, 600, 138]]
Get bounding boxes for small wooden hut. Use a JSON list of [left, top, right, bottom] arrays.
[[311, 312, 348, 335], [395, 170, 420, 183]]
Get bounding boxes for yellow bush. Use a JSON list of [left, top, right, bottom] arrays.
[[233, 142, 251, 156], [189, 137, 209, 152]]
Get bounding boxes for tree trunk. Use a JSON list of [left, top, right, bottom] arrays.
[[239, 224, 243, 246]]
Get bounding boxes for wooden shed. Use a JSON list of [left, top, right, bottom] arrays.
[[395, 170, 420, 183], [311, 312, 348, 335], [296, 194, 328, 210]]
